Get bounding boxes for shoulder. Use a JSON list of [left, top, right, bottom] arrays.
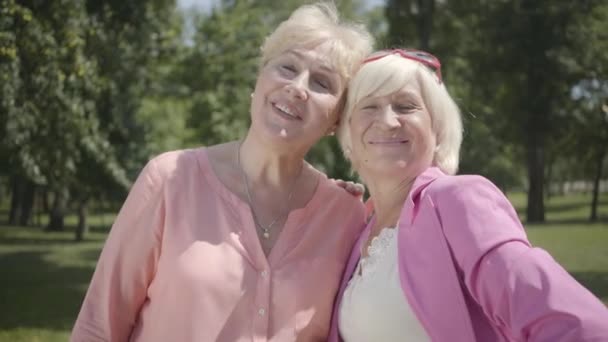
[[426, 174, 500, 198], [134, 148, 205, 195], [422, 174, 512, 214], [416, 173, 527, 262], [311, 172, 366, 224], [144, 148, 206, 183], [148, 148, 202, 177], [422, 173, 519, 221], [322, 175, 366, 208]]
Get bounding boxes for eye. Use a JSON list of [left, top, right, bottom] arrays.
[[361, 103, 379, 111], [394, 103, 417, 113], [279, 64, 297, 75], [313, 78, 331, 91]]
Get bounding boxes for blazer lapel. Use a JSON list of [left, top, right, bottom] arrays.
[[396, 169, 478, 341], [328, 223, 371, 342]]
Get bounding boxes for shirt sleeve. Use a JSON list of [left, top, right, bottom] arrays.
[[71, 158, 165, 342], [433, 176, 608, 342]]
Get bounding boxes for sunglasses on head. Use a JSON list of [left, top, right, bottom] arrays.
[[363, 49, 442, 83]]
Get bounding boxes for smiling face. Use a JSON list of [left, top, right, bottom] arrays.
[[249, 42, 344, 152], [348, 81, 437, 181]]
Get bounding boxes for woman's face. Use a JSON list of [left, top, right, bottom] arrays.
[[250, 42, 344, 150], [348, 82, 436, 180]]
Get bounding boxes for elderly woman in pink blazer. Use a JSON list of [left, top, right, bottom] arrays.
[[329, 49, 608, 341]]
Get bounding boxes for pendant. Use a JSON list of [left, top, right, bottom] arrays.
[[263, 231, 270, 239]]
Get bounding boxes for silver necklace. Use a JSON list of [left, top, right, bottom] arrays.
[[237, 141, 304, 239]]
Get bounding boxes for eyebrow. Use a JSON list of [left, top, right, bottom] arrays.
[[393, 89, 422, 100], [358, 89, 421, 103], [287, 50, 336, 74]]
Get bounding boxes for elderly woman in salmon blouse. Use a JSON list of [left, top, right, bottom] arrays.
[[328, 48, 608, 341], [70, 3, 373, 342]]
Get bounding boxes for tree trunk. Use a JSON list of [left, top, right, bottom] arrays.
[[46, 189, 68, 231], [526, 143, 545, 223], [544, 156, 553, 199], [75, 197, 89, 242], [590, 148, 606, 222], [8, 176, 24, 225], [18, 181, 35, 226], [41, 187, 50, 213], [416, 0, 435, 50]]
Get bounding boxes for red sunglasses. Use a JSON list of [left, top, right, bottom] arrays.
[[363, 49, 442, 83]]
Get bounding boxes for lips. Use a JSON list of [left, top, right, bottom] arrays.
[[272, 102, 302, 120], [368, 139, 408, 144]]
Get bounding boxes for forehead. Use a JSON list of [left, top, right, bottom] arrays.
[[283, 43, 338, 73], [364, 80, 422, 102], [391, 83, 422, 98]]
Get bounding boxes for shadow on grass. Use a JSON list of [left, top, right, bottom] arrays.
[[0, 250, 96, 331], [571, 271, 608, 303], [524, 217, 608, 226], [0, 236, 106, 246], [512, 196, 607, 216], [545, 201, 599, 213], [0, 225, 108, 245]]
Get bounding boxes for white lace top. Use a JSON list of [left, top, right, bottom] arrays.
[[338, 227, 431, 342]]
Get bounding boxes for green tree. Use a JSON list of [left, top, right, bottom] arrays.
[[1, 0, 106, 230], [1, 0, 178, 238], [473, 1, 608, 222]]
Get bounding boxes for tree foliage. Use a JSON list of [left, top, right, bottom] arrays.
[[1, 0, 177, 235], [2, 0, 607, 232], [384, 0, 608, 222]]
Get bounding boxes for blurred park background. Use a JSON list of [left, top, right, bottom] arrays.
[[1, 0, 607, 341]]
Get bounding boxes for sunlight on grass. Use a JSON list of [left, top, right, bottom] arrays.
[[0, 328, 69, 342], [526, 224, 608, 304]]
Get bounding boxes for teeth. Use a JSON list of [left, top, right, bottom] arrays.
[[276, 103, 296, 117]]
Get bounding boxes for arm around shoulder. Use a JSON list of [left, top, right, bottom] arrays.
[[430, 175, 608, 341], [71, 157, 166, 342]]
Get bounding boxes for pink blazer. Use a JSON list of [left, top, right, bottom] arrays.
[[329, 167, 608, 342]]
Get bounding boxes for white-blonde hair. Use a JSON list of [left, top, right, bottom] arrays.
[[337, 52, 463, 175], [260, 2, 373, 86]]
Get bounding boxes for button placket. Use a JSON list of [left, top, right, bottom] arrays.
[[253, 266, 272, 340]]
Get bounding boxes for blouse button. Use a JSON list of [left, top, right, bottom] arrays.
[[258, 308, 266, 316]]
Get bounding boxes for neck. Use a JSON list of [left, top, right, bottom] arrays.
[[239, 133, 307, 188], [366, 175, 416, 230]]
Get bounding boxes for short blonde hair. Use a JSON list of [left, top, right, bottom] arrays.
[[260, 2, 373, 86], [337, 52, 463, 175]]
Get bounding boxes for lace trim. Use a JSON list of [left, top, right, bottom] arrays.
[[359, 227, 397, 276]]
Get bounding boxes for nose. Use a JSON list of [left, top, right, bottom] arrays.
[[377, 106, 401, 129], [285, 72, 309, 101]]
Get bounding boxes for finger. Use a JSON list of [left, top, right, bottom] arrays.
[[353, 183, 365, 195]]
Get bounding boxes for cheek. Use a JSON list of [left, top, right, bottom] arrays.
[[251, 77, 267, 107], [348, 117, 371, 157], [314, 96, 340, 125]]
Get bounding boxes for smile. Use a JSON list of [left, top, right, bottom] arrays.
[[273, 102, 302, 120], [369, 140, 408, 144]]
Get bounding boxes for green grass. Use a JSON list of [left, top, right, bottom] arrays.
[[0, 193, 606, 341], [0, 224, 108, 342], [509, 191, 608, 223]]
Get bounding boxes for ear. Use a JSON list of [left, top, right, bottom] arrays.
[[326, 121, 338, 136]]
